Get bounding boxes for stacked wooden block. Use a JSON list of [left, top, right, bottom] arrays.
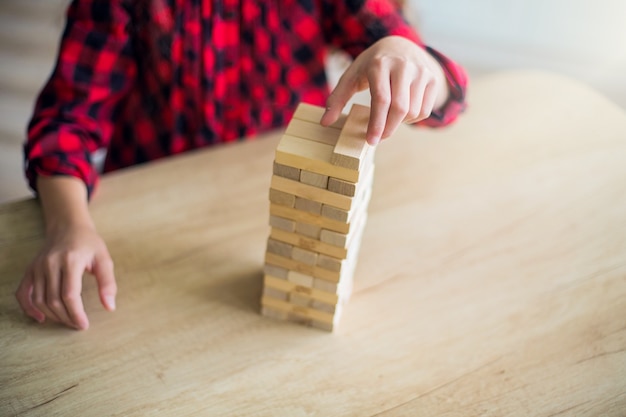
[[261, 103, 375, 331]]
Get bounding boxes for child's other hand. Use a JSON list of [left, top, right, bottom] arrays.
[[321, 36, 450, 145], [15, 225, 116, 330]]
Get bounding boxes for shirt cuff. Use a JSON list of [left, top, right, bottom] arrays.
[[418, 45, 468, 127], [25, 153, 98, 199]]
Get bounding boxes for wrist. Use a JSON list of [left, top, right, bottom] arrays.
[[37, 175, 95, 235], [45, 216, 96, 236]]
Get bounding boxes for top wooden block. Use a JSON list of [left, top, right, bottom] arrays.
[[331, 104, 370, 170], [275, 103, 373, 183], [292, 103, 347, 129]]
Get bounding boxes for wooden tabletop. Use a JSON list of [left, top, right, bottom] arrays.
[[1, 70, 625, 416]]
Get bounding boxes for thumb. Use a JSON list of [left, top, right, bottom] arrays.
[[320, 64, 361, 127], [92, 254, 117, 311]]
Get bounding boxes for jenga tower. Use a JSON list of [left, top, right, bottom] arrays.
[[261, 103, 375, 331]]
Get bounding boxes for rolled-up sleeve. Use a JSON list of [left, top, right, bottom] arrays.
[[24, 0, 136, 197]]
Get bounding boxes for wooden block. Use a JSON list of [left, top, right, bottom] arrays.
[[270, 227, 347, 259], [300, 170, 329, 189], [264, 275, 339, 304], [313, 278, 338, 293], [291, 284, 313, 297], [263, 264, 288, 279], [266, 252, 341, 282], [263, 286, 289, 301], [292, 103, 347, 129], [331, 104, 370, 169], [319, 208, 368, 249], [331, 286, 351, 304], [317, 254, 343, 272], [261, 306, 288, 321], [289, 293, 311, 307], [287, 270, 314, 287], [319, 229, 347, 248], [321, 204, 349, 223], [292, 246, 318, 266], [269, 188, 295, 207], [346, 212, 368, 249], [349, 162, 375, 200], [273, 162, 301, 181], [294, 197, 322, 215], [324, 156, 373, 206], [349, 182, 373, 225], [285, 118, 340, 146], [287, 313, 312, 326], [271, 175, 352, 211], [311, 304, 343, 331], [269, 215, 296, 232], [335, 220, 367, 296], [327, 177, 356, 196], [295, 222, 321, 239], [321, 169, 373, 223], [266, 238, 293, 258], [362, 142, 377, 168], [311, 319, 334, 332], [269, 204, 350, 234], [261, 296, 335, 324], [275, 135, 360, 183], [336, 278, 354, 306], [311, 299, 336, 314]]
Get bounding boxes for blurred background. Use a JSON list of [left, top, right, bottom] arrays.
[[408, 0, 626, 107], [0, 0, 625, 204]]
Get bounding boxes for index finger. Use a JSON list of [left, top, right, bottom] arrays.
[[321, 65, 359, 127], [367, 66, 391, 145]]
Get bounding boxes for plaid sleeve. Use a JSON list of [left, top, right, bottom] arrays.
[[320, 0, 467, 127], [24, 0, 136, 197]]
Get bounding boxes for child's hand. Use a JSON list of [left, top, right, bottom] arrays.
[[15, 224, 116, 330], [321, 36, 450, 145]]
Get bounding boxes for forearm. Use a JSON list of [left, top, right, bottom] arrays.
[[37, 176, 94, 235]]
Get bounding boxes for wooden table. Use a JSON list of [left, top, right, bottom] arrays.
[[1, 71, 625, 416]]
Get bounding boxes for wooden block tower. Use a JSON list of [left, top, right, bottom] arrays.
[[261, 103, 375, 331]]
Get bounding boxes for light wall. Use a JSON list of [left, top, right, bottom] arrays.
[[408, 0, 626, 107]]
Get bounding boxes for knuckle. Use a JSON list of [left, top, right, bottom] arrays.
[[48, 299, 63, 311], [62, 291, 79, 304], [419, 107, 433, 120], [406, 108, 420, 121], [372, 95, 390, 107], [371, 54, 386, 66], [390, 101, 408, 115], [42, 256, 56, 272], [33, 297, 46, 309], [62, 251, 79, 266], [404, 113, 420, 123]]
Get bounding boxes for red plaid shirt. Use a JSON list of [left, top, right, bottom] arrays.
[[25, 0, 468, 196]]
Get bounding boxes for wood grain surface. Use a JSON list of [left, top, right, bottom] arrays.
[[1, 71, 625, 416]]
